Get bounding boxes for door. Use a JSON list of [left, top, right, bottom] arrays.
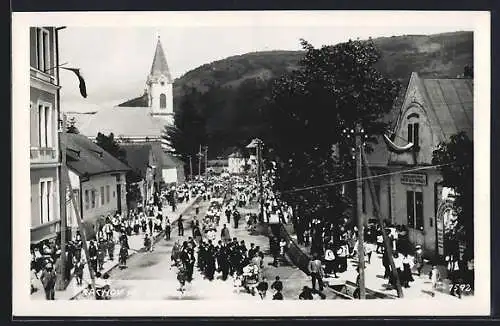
[[116, 184, 122, 214]]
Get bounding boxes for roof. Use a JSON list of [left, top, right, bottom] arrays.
[[62, 133, 130, 177], [121, 143, 154, 178], [162, 152, 184, 168], [419, 76, 473, 140], [118, 93, 149, 107], [64, 112, 97, 133], [149, 37, 172, 83], [148, 141, 183, 168], [228, 151, 244, 158], [79, 106, 168, 139]]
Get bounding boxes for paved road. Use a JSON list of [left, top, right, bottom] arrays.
[[75, 192, 329, 300], [77, 198, 258, 300]]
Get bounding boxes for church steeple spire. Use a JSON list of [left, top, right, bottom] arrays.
[[146, 34, 174, 123], [149, 36, 172, 83]]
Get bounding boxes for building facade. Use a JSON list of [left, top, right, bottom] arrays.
[[228, 151, 245, 174], [63, 133, 130, 239], [30, 27, 63, 244]]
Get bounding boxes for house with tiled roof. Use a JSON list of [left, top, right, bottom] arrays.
[[360, 71, 473, 259], [62, 133, 131, 239], [121, 142, 185, 207], [73, 35, 184, 186]]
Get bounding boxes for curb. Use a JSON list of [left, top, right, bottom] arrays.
[[68, 197, 200, 300]]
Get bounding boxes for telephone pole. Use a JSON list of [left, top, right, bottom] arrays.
[[256, 139, 264, 223], [355, 123, 366, 299], [198, 144, 202, 178], [188, 155, 193, 181], [204, 145, 208, 177], [56, 115, 68, 290]]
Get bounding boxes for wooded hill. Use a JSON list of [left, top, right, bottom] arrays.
[[121, 31, 473, 158]]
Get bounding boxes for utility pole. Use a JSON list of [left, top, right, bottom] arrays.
[[198, 144, 202, 178], [188, 155, 193, 181], [355, 123, 366, 299], [256, 139, 264, 223], [55, 26, 67, 291], [204, 145, 208, 178], [56, 115, 68, 290], [361, 147, 404, 298]]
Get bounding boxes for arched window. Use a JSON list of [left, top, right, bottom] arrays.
[[159, 93, 166, 109]]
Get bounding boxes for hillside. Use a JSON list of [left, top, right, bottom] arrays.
[[121, 31, 473, 158]]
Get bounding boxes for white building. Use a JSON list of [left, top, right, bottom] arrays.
[[228, 151, 245, 174], [63, 133, 130, 239]]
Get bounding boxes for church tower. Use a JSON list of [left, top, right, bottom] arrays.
[[146, 36, 174, 125]]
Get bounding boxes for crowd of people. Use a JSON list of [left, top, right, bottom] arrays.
[[30, 178, 215, 300], [169, 176, 288, 300], [31, 166, 473, 301]]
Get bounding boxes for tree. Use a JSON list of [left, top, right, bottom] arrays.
[[432, 131, 473, 255], [95, 132, 127, 163], [266, 38, 400, 226], [66, 117, 79, 134], [163, 87, 207, 173]]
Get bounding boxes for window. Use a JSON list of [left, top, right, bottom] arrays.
[[85, 190, 89, 210], [160, 93, 166, 109], [36, 28, 50, 72], [106, 185, 110, 203], [407, 191, 424, 230], [372, 181, 380, 216], [407, 122, 419, 147], [38, 103, 53, 148], [91, 190, 96, 209], [100, 186, 105, 206], [39, 179, 53, 224]]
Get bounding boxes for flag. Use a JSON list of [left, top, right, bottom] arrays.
[[61, 67, 87, 98], [383, 134, 414, 153]]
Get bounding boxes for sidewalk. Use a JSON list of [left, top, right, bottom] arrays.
[[31, 196, 199, 300], [229, 202, 339, 300], [285, 226, 469, 300]]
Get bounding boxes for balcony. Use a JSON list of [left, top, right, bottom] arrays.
[[31, 219, 60, 244], [30, 147, 58, 164]]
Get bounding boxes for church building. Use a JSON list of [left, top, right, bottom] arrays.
[[69, 36, 185, 188]]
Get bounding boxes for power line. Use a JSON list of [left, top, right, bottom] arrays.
[[280, 162, 454, 195]]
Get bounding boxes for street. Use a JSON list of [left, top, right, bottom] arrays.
[[74, 191, 328, 301]]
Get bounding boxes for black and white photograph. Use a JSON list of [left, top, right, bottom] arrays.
[[12, 11, 490, 316]]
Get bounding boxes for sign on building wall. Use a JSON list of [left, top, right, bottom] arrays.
[[436, 207, 445, 256], [401, 173, 427, 186]]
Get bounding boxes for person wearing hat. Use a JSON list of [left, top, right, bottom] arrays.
[[40, 262, 57, 300], [414, 245, 424, 276]]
